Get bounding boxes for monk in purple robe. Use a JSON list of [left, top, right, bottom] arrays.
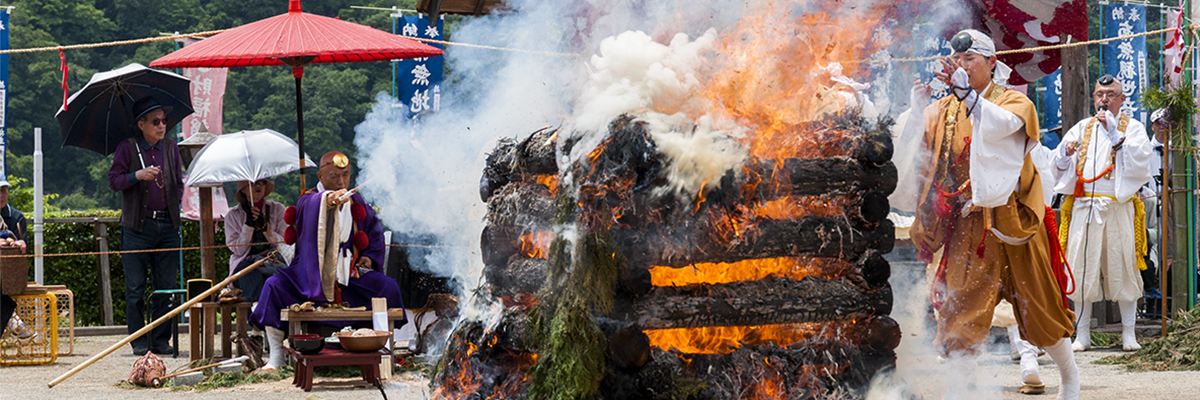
[[253, 151, 404, 370]]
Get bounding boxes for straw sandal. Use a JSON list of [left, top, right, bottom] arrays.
[[1018, 383, 1045, 395]]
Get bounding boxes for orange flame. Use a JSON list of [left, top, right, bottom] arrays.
[[751, 196, 852, 220], [648, 257, 852, 286], [750, 359, 785, 400], [644, 321, 856, 355], [433, 340, 482, 399], [692, 3, 893, 162], [518, 231, 553, 258], [534, 175, 559, 194]]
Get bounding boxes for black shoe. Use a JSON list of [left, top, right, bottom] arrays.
[[152, 345, 176, 355], [133, 346, 149, 356]]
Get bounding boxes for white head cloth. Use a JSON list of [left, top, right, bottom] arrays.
[[954, 29, 1013, 86]]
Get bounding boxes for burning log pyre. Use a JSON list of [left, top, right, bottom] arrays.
[[435, 109, 900, 400]]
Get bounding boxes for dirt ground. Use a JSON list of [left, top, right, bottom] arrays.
[[896, 336, 1200, 400], [1, 334, 434, 400], [5, 332, 1200, 399]]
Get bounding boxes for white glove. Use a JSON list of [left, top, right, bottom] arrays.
[[1102, 110, 1122, 144], [949, 68, 972, 101], [960, 199, 974, 218], [951, 68, 970, 88]]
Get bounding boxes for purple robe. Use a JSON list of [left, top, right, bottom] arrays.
[[251, 191, 404, 330]]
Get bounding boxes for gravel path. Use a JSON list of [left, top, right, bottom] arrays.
[[5, 331, 1200, 399], [1, 334, 434, 399]]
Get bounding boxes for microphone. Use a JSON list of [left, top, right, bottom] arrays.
[[1098, 104, 1108, 113]]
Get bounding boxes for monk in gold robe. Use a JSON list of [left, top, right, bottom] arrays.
[[905, 29, 1080, 400]]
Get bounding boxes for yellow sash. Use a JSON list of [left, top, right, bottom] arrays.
[[1058, 193, 1147, 270]]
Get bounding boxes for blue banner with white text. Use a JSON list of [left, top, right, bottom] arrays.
[[395, 15, 444, 118], [916, 24, 953, 101], [1039, 68, 1062, 148], [1102, 3, 1147, 123]]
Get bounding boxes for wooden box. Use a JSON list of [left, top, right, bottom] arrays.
[[0, 247, 28, 296]]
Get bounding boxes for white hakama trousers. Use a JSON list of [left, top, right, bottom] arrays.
[[1065, 197, 1143, 303]]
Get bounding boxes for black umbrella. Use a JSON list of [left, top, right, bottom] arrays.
[[55, 63, 194, 156]]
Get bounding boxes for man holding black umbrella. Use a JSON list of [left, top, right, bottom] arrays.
[[107, 97, 184, 356]]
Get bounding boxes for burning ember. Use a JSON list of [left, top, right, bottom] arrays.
[[441, 2, 906, 399]]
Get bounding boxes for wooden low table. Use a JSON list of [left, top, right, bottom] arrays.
[[280, 308, 407, 349], [285, 347, 384, 392]]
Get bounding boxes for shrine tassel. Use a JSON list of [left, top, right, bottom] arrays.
[[60, 50, 69, 111], [976, 231, 987, 259]]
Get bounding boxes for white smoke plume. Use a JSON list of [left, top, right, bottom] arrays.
[[352, 0, 1012, 397]]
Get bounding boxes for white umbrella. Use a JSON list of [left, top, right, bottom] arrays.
[[185, 129, 315, 187]]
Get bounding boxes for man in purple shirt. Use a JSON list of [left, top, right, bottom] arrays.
[[107, 97, 184, 356]]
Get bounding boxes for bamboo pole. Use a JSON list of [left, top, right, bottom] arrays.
[[1161, 132, 1171, 338], [47, 251, 277, 388]]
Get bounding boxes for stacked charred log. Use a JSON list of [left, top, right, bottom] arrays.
[[435, 111, 901, 400]]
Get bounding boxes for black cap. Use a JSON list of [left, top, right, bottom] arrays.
[[132, 97, 171, 121], [950, 32, 973, 53], [1098, 74, 1116, 86]]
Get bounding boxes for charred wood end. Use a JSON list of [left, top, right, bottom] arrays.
[[863, 315, 902, 353], [608, 328, 652, 370], [860, 251, 891, 290]]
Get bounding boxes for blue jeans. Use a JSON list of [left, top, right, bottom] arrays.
[[121, 218, 181, 351]]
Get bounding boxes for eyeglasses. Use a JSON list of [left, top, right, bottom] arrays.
[[145, 118, 167, 126], [1093, 92, 1121, 100]]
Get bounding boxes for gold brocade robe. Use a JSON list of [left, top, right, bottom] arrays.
[[910, 85, 1075, 354]]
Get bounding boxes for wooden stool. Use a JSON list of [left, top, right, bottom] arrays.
[[285, 347, 383, 392], [188, 301, 252, 361]]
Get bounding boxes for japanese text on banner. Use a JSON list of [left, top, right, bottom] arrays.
[[1102, 3, 1147, 123], [396, 15, 444, 118], [916, 24, 953, 101], [1039, 68, 1063, 149], [178, 38, 228, 139]]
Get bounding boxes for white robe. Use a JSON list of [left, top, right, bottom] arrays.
[[1050, 116, 1155, 202], [1050, 114, 1155, 303], [891, 83, 1033, 213], [967, 90, 1036, 208]]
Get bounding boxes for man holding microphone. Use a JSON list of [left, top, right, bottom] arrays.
[[1051, 74, 1156, 352]]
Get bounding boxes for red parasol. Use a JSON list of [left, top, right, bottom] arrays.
[[151, 0, 443, 191]]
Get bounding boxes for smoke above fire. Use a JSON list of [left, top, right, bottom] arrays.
[[353, 0, 1004, 397]]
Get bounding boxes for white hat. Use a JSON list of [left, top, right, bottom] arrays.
[[951, 29, 1012, 85]]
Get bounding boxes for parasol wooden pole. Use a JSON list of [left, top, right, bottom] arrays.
[[295, 70, 306, 196], [47, 251, 277, 388], [200, 186, 215, 280]]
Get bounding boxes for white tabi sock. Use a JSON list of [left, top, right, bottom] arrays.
[[1044, 338, 1080, 400], [264, 326, 286, 370], [1072, 301, 1092, 351], [1008, 325, 1041, 385], [1118, 300, 1141, 351]]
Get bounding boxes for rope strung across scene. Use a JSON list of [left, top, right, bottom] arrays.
[[853, 23, 1200, 65], [1, 23, 1192, 60], [0, 240, 464, 259], [0, 30, 230, 55]]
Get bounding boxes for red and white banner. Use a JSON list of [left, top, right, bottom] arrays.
[[178, 39, 227, 139], [179, 37, 230, 221], [980, 0, 1089, 85], [1163, 1, 1185, 88]]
